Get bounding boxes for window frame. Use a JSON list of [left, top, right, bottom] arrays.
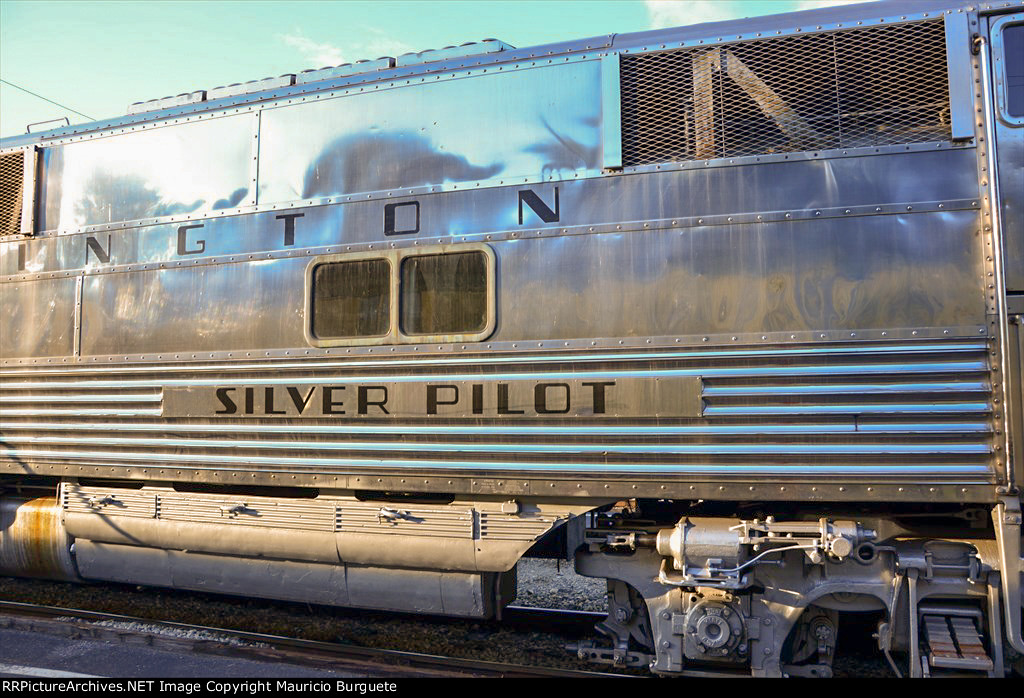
[[399, 249, 492, 338], [991, 13, 1024, 127], [305, 252, 395, 346], [303, 243, 495, 347]]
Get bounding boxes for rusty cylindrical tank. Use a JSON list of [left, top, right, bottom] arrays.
[[0, 495, 80, 580]]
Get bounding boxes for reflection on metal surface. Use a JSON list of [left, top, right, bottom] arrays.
[[0, 2, 1013, 497], [494, 211, 985, 339], [257, 61, 602, 203], [80, 257, 307, 355], [1, 146, 982, 275], [0, 277, 76, 358], [298, 131, 503, 199], [14, 206, 983, 356], [0, 339, 996, 481], [989, 14, 1024, 292], [37, 114, 255, 231]]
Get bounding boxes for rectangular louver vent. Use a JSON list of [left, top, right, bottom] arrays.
[[620, 19, 950, 166], [0, 150, 26, 236]]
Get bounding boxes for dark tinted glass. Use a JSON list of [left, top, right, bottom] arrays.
[[312, 259, 390, 338], [401, 252, 487, 335], [1006, 24, 1024, 117]]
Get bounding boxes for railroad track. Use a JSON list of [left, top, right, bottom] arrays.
[[0, 600, 637, 679], [0, 578, 897, 678]]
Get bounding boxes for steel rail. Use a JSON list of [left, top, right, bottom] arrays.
[[0, 599, 635, 679]]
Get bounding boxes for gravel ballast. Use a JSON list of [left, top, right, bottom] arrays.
[[0, 558, 899, 676], [514, 559, 607, 613]]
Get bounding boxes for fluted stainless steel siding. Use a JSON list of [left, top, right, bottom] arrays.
[[0, 339, 994, 485]]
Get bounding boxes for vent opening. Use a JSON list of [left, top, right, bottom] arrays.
[[0, 150, 26, 236], [621, 19, 951, 166]]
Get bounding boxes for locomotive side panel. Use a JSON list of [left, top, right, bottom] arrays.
[[33, 204, 991, 355], [80, 259, 307, 355], [256, 60, 604, 203], [36, 114, 257, 233], [0, 5, 1004, 501], [496, 209, 986, 338], [0, 277, 76, 358]]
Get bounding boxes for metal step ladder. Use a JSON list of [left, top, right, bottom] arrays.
[[920, 605, 995, 676]]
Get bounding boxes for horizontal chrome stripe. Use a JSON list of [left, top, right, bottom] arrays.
[[3, 436, 992, 456], [0, 422, 993, 435], [0, 382, 985, 400], [0, 408, 162, 416], [705, 403, 990, 415], [0, 361, 989, 391], [0, 341, 989, 378], [4, 448, 993, 476], [0, 394, 160, 403], [2, 339, 991, 372], [702, 382, 989, 395]]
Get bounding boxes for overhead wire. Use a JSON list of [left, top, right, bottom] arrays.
[[0, 79, 94, 120]]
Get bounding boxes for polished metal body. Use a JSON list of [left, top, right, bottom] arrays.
[[1, 0, 1021, 677]]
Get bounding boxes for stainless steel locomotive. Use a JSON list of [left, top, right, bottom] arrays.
[[1, 0, 1022, 677]]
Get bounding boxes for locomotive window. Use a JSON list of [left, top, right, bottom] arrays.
[[1005, 24, 1024, 117], [311, 258, 391, 339], [400, 252, 488, 335], [304, 244, 493, 347]]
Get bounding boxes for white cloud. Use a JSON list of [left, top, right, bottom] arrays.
[[279, 27, 419, 69], [793, 0, 872, 10], [360, 27, 417, 59], [280, 32, 346, 67], [645, 1, 745, 29], [646, 0, 879, 30]]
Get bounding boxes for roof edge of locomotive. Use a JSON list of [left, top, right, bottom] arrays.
[[0, 0, 990, 150]]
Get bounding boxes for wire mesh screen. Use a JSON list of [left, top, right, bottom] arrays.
[[0, 151, 25, 236], [621, 19, 951, 166]]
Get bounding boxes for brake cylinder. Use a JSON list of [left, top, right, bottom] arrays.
[[655, 517, 743, 572]]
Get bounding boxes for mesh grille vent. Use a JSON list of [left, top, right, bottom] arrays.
[[0, 151, 25, 236], [621, 19, 951, 166]]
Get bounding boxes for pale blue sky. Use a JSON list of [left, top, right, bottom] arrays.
[[0, 0, 872, 138]]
